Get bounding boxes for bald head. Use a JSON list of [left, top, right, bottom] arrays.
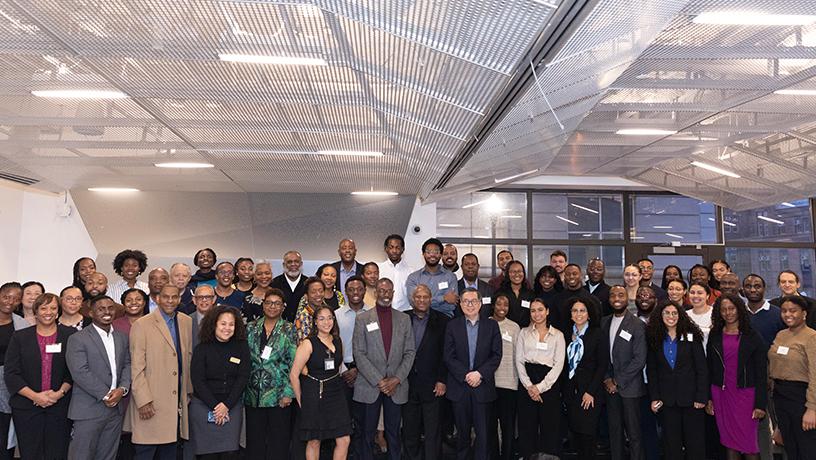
[[148, 267, 170, 296]]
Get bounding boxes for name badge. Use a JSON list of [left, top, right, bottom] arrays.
[[521, 300, 531, 309], [45, 343, 62, 354], [366, 322, 380, 332], [536, 342, 548, 351], [229, 357, 241, 364], [482, 297, 492, 304], [324, 358, 335, 371], [777, 346, 790, 356], [502, 332, 513, 343], [438, 281, 449, 290], [686, 333, 694, 342], [619, 330, 632, 342], [261, 346, 272, 360]]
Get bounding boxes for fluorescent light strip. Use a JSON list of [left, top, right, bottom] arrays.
[[570, 203, 599, 214], [154, 162, 214, 169], [438, 224, 463, 228], [781, 202, 796, 208], [774, 89, 816, 96], [462, 194, 496, 209], [218, 53, 327, 66], [653, 225, 673, 229], [665, 233, 684, 239], [616, 128, 678, 136], [693, 12, 816, 26], [88, 187, 139, 192], [498, 215, 522, 219], [351, 191, 398, 196], [556, 215, 579, 226], [757, 215, 784, 225], [631, 236, 645, 240], [32, 89, 129, 99], [494, 169, 539, 184], [690, 161, 741, 178], [207, 148, 382, 157], [723, 221, 737, 227], [318, 150, 383, 157]]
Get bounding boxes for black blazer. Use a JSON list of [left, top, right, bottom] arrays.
[[456, 279, 494, 317], [561, 326, 609, 400], [270, 274, 307, 322], [585, 281, 611, 316], [443, 316, 501, 403], [494, 285, 535, 328], [646, 333, 708, 407], [4, 325, 76, 411], [707, 329, 768, 411], [551, 288, 601, 334], [330, 261, 364, 293], [407, 310, 449, 402]]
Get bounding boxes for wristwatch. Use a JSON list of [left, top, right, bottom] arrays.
[[119, 387, 129, 396]]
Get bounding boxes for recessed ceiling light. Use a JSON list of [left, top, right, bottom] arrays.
[[88, 187, 140, 192], [690, 161, 741, 178], [570, 203, 599, 214], [218, 53, 328, 66], [154, 162, 214, 169], [653, 225, 673, 229], [317, 150, 383, 157], [774, 89, 816, 96], [693, 11, 816, 26], [351, 190, 398, 196], [494, 169, 539, 183], [616, 128, 678, 136], [32, 89, 129, 99], [757, 215, 784, 225]]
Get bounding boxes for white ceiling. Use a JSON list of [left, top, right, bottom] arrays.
[[0, 0, 815, 210]]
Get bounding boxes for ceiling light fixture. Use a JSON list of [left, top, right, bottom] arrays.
[[493, 169, 540, 183], [774, 89, 816, 96], [438, 224, 463, 228], [653, 225, 673, 229], [154, 162, 214, 169], [757, 215, 784, 225], [556, 215, 580, 226], [31, 89, 129, 99], [665, 233, 684, 239], [218, 53, 328, 66], [570, 203, 599, 214], [781, 202, 796, 208], [351, 190, 398, 196], [693, 11, 816, 26], [317, 150, 383, 157], [616, 128, 678, 136], [88, 187, 140, 192], [690, 161, 741, 178], [498, 215, 523, 219], [462, 194, 496, 209]]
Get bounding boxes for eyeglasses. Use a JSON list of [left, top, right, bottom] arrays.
[[424, 249, 441, 255], [263, 300, 284, 307], [62, 296, 82, 303], [194, 295, 215, 300], [461, 299, 481, 306], [662, 310, 679, 317]]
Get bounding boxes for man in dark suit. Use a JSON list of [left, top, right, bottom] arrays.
[[456, 253, 494, 317], [333, 238, 365, 300], [270, 250, 307, 322], [602, 285, 647, 460], [585, 258, 611, 315], [404, 284, 449, 460], [443, 288, 502, 460], [66, 295, 131, 460], [190, 284, 215, 349]]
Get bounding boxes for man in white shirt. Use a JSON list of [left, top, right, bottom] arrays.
[[66, 295, 131, 460], [378, 234, 414, 312]]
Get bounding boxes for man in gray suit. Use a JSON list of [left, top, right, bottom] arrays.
[[190, 284, 215, 348], [602, 285, 647, 460], [66, 295, 131, 460], [353, 278, 416, 460]]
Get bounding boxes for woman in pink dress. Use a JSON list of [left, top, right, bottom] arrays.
[[706, 293, 768, 459]]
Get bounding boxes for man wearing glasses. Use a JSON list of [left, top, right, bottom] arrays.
[[190, 285, 215, 348], [406, 238, 459, 318]]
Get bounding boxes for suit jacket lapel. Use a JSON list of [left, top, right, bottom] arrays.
[[87, 326, 113, 376], [151, 310, 176, 350], [367, 310, 386, 363]]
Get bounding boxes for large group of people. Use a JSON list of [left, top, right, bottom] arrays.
[[0, 234, 814, 460]]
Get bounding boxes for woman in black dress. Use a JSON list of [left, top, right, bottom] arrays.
[[495, 260, 535, 327], [290, 305, 351, 460]]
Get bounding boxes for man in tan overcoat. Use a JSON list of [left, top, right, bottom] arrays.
[[129, 284, 193, 459]]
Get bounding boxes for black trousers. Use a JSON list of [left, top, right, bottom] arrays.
[[13, 406, 71, 459], [491, 388, 517, 460], [516, 386, 560, 457], [245, 406, 291, 460], [774, 380, 816, 460], [361, 394, 401, 460], [660, 405, 704, 460], [639, 396, 660, 460], [452, 391, 491, 460], [402, 390, 442, 460], [606, 393, 644, 460], [0, 412, 11, 460]]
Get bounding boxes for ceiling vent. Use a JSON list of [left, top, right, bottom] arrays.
[[0, 171, 39, 186]]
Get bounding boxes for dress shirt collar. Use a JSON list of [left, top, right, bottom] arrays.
[[92, 323, 114, 338], [750, 300, 771, 314]]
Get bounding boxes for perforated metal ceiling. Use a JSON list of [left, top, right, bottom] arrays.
[[1, 0, 816, 210]]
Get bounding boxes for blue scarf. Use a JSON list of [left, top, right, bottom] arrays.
[[566, 323, 587, 379]]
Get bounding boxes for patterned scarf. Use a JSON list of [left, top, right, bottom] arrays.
[[566, 323, 587, 379]]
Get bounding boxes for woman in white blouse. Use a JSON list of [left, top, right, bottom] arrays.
[[515, 298, 566, 458]]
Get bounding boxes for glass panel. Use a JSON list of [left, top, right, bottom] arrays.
[[532, 193, 623, 240], [723, 200, 813, 243], [531, 245, 625, 284], [437, 192, 527, 239], [725, 247, 816, 298], [631, 195, 717, 244], [442, 244, 528, 280]]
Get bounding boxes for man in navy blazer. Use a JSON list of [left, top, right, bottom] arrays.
[[332, 238, 365, 299], [66, 295, 131, 460], [443, 288, 501, 460]]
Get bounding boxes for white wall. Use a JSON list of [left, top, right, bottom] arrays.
[[402, 198, 437, 270], [0, 183, 97, 291]]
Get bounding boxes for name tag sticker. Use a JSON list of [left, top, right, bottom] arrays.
[[438, 281, 449, 290], [45, 343, 61, 354], [324, 358, 335, 371], [261, 346, 272, 360], [536, 342, 548, 351], [229, 357, 241, 364], [482, 297, 492, 304], [686, 333, 694, 342], [619, 330, 632, 342], [366, 322, 380, 332], [521, 300, 531, 309], [777, 346, 790, 356]]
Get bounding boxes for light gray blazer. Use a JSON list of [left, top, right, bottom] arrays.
[[66, 324, 131, 420], [352, 307, 415, 404]]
